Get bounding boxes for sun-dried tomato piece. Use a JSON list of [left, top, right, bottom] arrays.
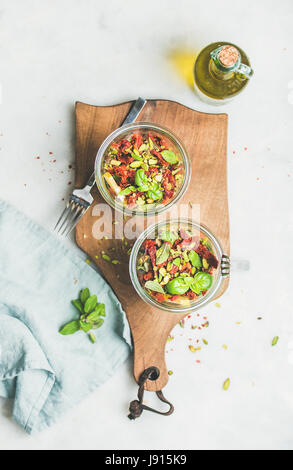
[[156, 293, 165, 303], [169, 264, 179, 275], [178, 235, 200, 250], [148, 246, 157, 266], [157, 261, 168, 269], [144, 239, 156, 249], [154, 135, 162, 147], [113, 165, 136, 186], [162, 169, 175, 201], [146, 166, 159, 176], [144, 240, 157, 265], [131, 133, 143, 150], [117, 153, 134, 164], [127, 193, 138, 208], [119, 139, 131, 151], [196, 243, 219, 269], [181, 262, 192, 274], [170, 295, 180, 301], [187, 291, 197, 300], [144, 271, 153, 281]]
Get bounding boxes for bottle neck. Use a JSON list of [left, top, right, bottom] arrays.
[[209, 45, 240, 81], [209, 60, 235, 81]]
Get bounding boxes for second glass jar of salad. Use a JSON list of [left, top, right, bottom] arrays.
[[129, 219, 229, 312]]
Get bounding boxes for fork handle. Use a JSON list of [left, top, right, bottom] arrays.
[[84, 97, 147, 190], [85, 171, 96, 189], [122, 97, 147, 125]]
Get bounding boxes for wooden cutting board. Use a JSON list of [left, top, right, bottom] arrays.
[[75, 99, 229, 392]]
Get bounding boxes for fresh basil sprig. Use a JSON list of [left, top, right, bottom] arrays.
[[166, 272, 213, 296], [135, 169, 163, 200], [59, 288, 106, 343]]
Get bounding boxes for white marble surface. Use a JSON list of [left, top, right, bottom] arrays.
[[0, 0, 293, 450]]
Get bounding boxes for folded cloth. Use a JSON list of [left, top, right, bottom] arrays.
[[0, 200, 131, 434]]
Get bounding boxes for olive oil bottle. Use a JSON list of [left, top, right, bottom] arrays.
[[193, 42, 253, 104]]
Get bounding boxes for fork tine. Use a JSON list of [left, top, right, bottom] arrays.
[[63, 206, 86, 237], [58, 201, 78, 235], [54, 202, 70, 232], [61, 203, 86, 236], [59, 203, 80, 236]]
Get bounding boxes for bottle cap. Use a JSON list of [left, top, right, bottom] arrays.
[[219, 45, 239, 68]]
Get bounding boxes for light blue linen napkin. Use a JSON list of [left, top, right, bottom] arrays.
[[0, 199, 131, 434]]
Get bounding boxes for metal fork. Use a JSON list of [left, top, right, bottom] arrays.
[[54, 97, 147, 237]]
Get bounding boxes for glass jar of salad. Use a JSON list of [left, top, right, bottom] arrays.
[[95, 123, 191, 216], [129, 219, 230, 312]]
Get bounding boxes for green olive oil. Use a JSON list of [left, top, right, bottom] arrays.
[[193, 42, 253, 104]]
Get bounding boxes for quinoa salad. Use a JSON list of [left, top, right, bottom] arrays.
[[102, 132, 184, 210], [136, 225, 219, 306]]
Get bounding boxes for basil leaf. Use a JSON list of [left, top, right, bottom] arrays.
[[166, 277, 190, 295], [80, 320, 92, 333], [137, 184, 149, 192], [189, 282, 202, 295], [194, 272, 213, 290], [135, 169, 149, 189], [92, 318, 104, 330], [87, 311, 100, 323], [160, 230, 178, 245], [71, 299, 84, 314], [173, 257, 181, 267], [87, 303, 106, 322], [131, 152, 143, 161], [161, 150, 178, 164], [119, 186, 136, 196], [147, 185, 162, 201], [188, 250, 202, 269], [96, 303, 106, 317], [84, 295, 98, 314], [144, 280, 165, 293], [190, 272, 213, 294], [156, 242, 170, 265], [59, 320, 80, 336], [182, 276, 195, 286], [80, 288, 90, 305]]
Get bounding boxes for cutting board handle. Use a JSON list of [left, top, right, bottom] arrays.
[[128, 366, 174, 420]]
